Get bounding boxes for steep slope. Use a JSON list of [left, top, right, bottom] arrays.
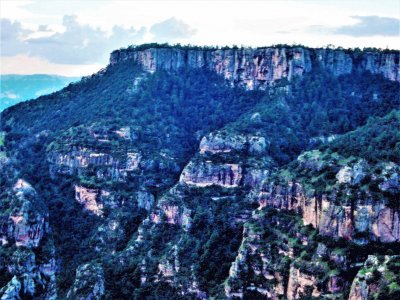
[[112, 111, 398, 299], [0, 157, 57, 299], [0, 44, 399, 299], [349, 255, 400, 299], [259, 111, 400, 243], [1, 52, 266, 297], [223, 112, 399, 299], [110, 45, 400, 89]]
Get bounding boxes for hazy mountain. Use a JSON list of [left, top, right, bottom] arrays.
[[0, 74, 80, 111]]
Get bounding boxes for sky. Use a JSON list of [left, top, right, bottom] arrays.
[[1, 0, 399, 76]]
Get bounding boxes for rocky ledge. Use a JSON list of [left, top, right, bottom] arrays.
[[199, 131, 267, 154], [1, 179, 48, 248], [257, 181, 400, 243], [67, 263, 105, 300], [180, 161, 242, 188], [0, 178, 57, 300], [48, 147, 141, 180], [110, 46, 400, 89]]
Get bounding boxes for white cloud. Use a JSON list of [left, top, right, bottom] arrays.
[[0, 92, 20, 99], [1, 15, 146, 64], [150, 18, 196, 42], [335, 16, 400, 37], [1, 0, 399, 75]]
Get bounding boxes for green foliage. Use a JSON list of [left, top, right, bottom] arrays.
[[1, 46, 399, 299], [327, 111, 400, 164]]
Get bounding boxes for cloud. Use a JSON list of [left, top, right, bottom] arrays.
[[150, 17, 196, 42], [0, 92, 20, 100], [38, 24, 52, 32], [335, 16, 399, 37], [1, 19, 32, 55], [1, 15, 146, 64], [309, 15, 399, 37], [1, 16, 196, 66]]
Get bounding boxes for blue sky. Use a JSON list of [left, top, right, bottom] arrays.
[[1, 0, 399, 76]]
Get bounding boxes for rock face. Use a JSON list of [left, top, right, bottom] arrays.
[[335, 160, 367, 185], [0, 276, 21, 300], [67, 263, 105, 300], [349, 255, 400, 300], [48, 147, 141, 180], [0, 178, 57, 300], [286, 266, 320, 300], [75, 186, 104, 216], [225, 223, 286, 299], [110, 46, 400, 89], [137, 191, 155, 211], [75, 185, 154, 217], [1, 179, 47, 248], [150, 202, 192, 228], [199, 132, 267, 154], [224, 207, 345, 300], [180, 161, 242, 187], [257, 182, 400, 243], [360, 52, 400, 82]]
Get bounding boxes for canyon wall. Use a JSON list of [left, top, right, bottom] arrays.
[[257, 182, 400, 243], [0, 178, 57, 300], [110, 46, 400, 89]]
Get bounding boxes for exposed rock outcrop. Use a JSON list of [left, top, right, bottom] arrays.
[[75, 185, 155, 217], [199, 132, 267, 154], [0, 178, 57, 300], [1, 179, 47, 248], [110, 46, 400, 89], [225, 223, 286, 299], [180, 161, 242, 187], [349, 255, 400, 300], [48, 147, 141, 180], [137, 191, 155, 211], [0, 276, 21, 300], [150, 201, 192, 229], [286, 266, 320, 300], [257, 181, 400, 243], [67, 263, 105, 300], [75, 185, 104, 216]]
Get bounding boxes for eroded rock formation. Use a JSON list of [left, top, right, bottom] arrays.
[[67, 263, 105, 300], [257, 181, 400, 243], [48, 147, 141, 180], [180, 161, 242, 187], [110, 46, 400, 89]]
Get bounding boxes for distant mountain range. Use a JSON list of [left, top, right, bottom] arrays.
[[0, 74, 80, 111]]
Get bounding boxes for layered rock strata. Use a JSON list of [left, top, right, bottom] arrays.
[[110, 46, 400, 89]]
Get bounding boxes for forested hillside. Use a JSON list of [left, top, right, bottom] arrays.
[[0, 44, 399, 299]]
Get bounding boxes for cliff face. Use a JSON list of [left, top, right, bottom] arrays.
[[180, 161, 243, 188], [199, 132, 267, 154], [2, 179, 47, 248], [0, 176, 57, 300], [1, 40, 399, 299], [257, 182, 400, 243], [67, 263, 105, 300], [110, 46, 400, 89], [48, 147, 141, 180], [286, 266, 320, 300], [349, 255, 400, 300], [126, 119, 398, 298]]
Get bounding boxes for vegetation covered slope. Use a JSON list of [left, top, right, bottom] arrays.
[[0, 45, 399, 299]]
